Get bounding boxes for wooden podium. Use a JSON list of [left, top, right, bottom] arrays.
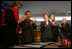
[[33, 29, 41, 42]]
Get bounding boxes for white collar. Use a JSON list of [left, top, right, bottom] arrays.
[[49, 19, 52, 22]]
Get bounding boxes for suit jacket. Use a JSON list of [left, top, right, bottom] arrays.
[[40, 20, 53, 39], [19, 19, 35, 43], [32, 23, 37, 30], [51, 23, 59, 42], [60, 23, 71, 38]]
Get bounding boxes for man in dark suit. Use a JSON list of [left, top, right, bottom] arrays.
[[60, 18, 71, 41], [49, 13, 59, 42], [40, 13, 54, 42], [19, 11, 37, 44]]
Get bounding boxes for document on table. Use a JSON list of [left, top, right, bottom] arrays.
[[22, 44, 43, 48]]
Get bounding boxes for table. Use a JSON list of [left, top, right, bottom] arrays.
[[43, 42, 65, 48], [8, 42, 65, 48]]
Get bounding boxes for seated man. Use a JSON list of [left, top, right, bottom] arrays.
[[19, 11, 37, 44]]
